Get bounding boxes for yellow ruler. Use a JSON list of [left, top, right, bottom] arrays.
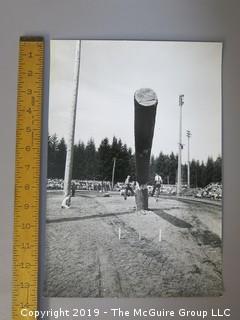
[[12, 37, 44, 320]]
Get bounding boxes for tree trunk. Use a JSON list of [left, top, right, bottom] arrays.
[[134, 88, 158, 210]]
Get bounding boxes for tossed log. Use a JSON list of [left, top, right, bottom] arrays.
[[134, 88, 158, 210], [63, 41, 81, 199]]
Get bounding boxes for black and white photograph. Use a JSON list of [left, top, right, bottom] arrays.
[[44, 40, 223, 297]]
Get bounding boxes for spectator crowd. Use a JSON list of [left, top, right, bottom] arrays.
[[47, 178, 222, 201], [47, 178, 111, 192]]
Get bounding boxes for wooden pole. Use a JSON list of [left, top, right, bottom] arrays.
[[63, 40, 81, 197], [134, 88, 158, 210]]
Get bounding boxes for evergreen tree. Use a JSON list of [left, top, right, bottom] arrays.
[[200, 161, 207, 187], [195, 160, 202, 187], [55, 137, 66, 178], [190, 159, 198, 187], [72, 141, 86, 179], [47, 133, 222, 187], [48, 134, 59, 178], [129, 149, 136, 180], [205, 157, 214, 185], [85, 138, 97, 179], [98, 138, 112, 180], [155, 152, 165, 181], [149, 155, 156, 183], [110, 136, 122, 182], [169, 152, 178, 184], [182, 163, 188, 185], [213, 156, 222, 182], [118, 143, 132, 181]]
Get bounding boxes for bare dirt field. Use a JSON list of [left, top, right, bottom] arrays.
[[44, 191, 223, 297]]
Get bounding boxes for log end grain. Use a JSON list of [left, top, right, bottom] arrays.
[[134, 88, 158, 107]]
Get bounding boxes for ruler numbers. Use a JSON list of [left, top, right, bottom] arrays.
[[13, 38, 44, 320]]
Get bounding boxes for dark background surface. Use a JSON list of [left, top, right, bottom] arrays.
[[0, 0, 239, 319]]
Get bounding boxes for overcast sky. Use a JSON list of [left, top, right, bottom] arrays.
[[49, 40, 222, 163]]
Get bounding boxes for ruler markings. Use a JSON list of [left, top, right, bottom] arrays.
[[12, 37, 44, 320]]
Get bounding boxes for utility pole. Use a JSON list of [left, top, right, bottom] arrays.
[[177, 94, 184, 197], [111, 157, 117, 190], [186, 130, 191, 188], [63, 40, 81, 198]]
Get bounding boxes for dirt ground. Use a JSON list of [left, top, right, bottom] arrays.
[[44, 191, 223, 297]]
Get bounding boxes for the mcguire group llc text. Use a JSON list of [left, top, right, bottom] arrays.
[[20, 307, 231, 319]]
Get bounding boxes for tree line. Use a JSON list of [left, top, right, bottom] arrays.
[[48, 134, 222, 188]]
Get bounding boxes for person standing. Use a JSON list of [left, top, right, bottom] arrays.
[[71, 181, 76, 197], [152, 173, 163, 197], [124, 175, 134, 200]]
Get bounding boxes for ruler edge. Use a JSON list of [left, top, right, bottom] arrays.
[[12, 36, 44, 319], [20, 36, 44, 42]]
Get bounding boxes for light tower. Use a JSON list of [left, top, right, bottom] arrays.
[[186, 130, 192, 188], [177, 94, 184, 196]]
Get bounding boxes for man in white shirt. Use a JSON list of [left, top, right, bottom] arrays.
[[151, 173, 163, 197], [124, 175, 134, 200]]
